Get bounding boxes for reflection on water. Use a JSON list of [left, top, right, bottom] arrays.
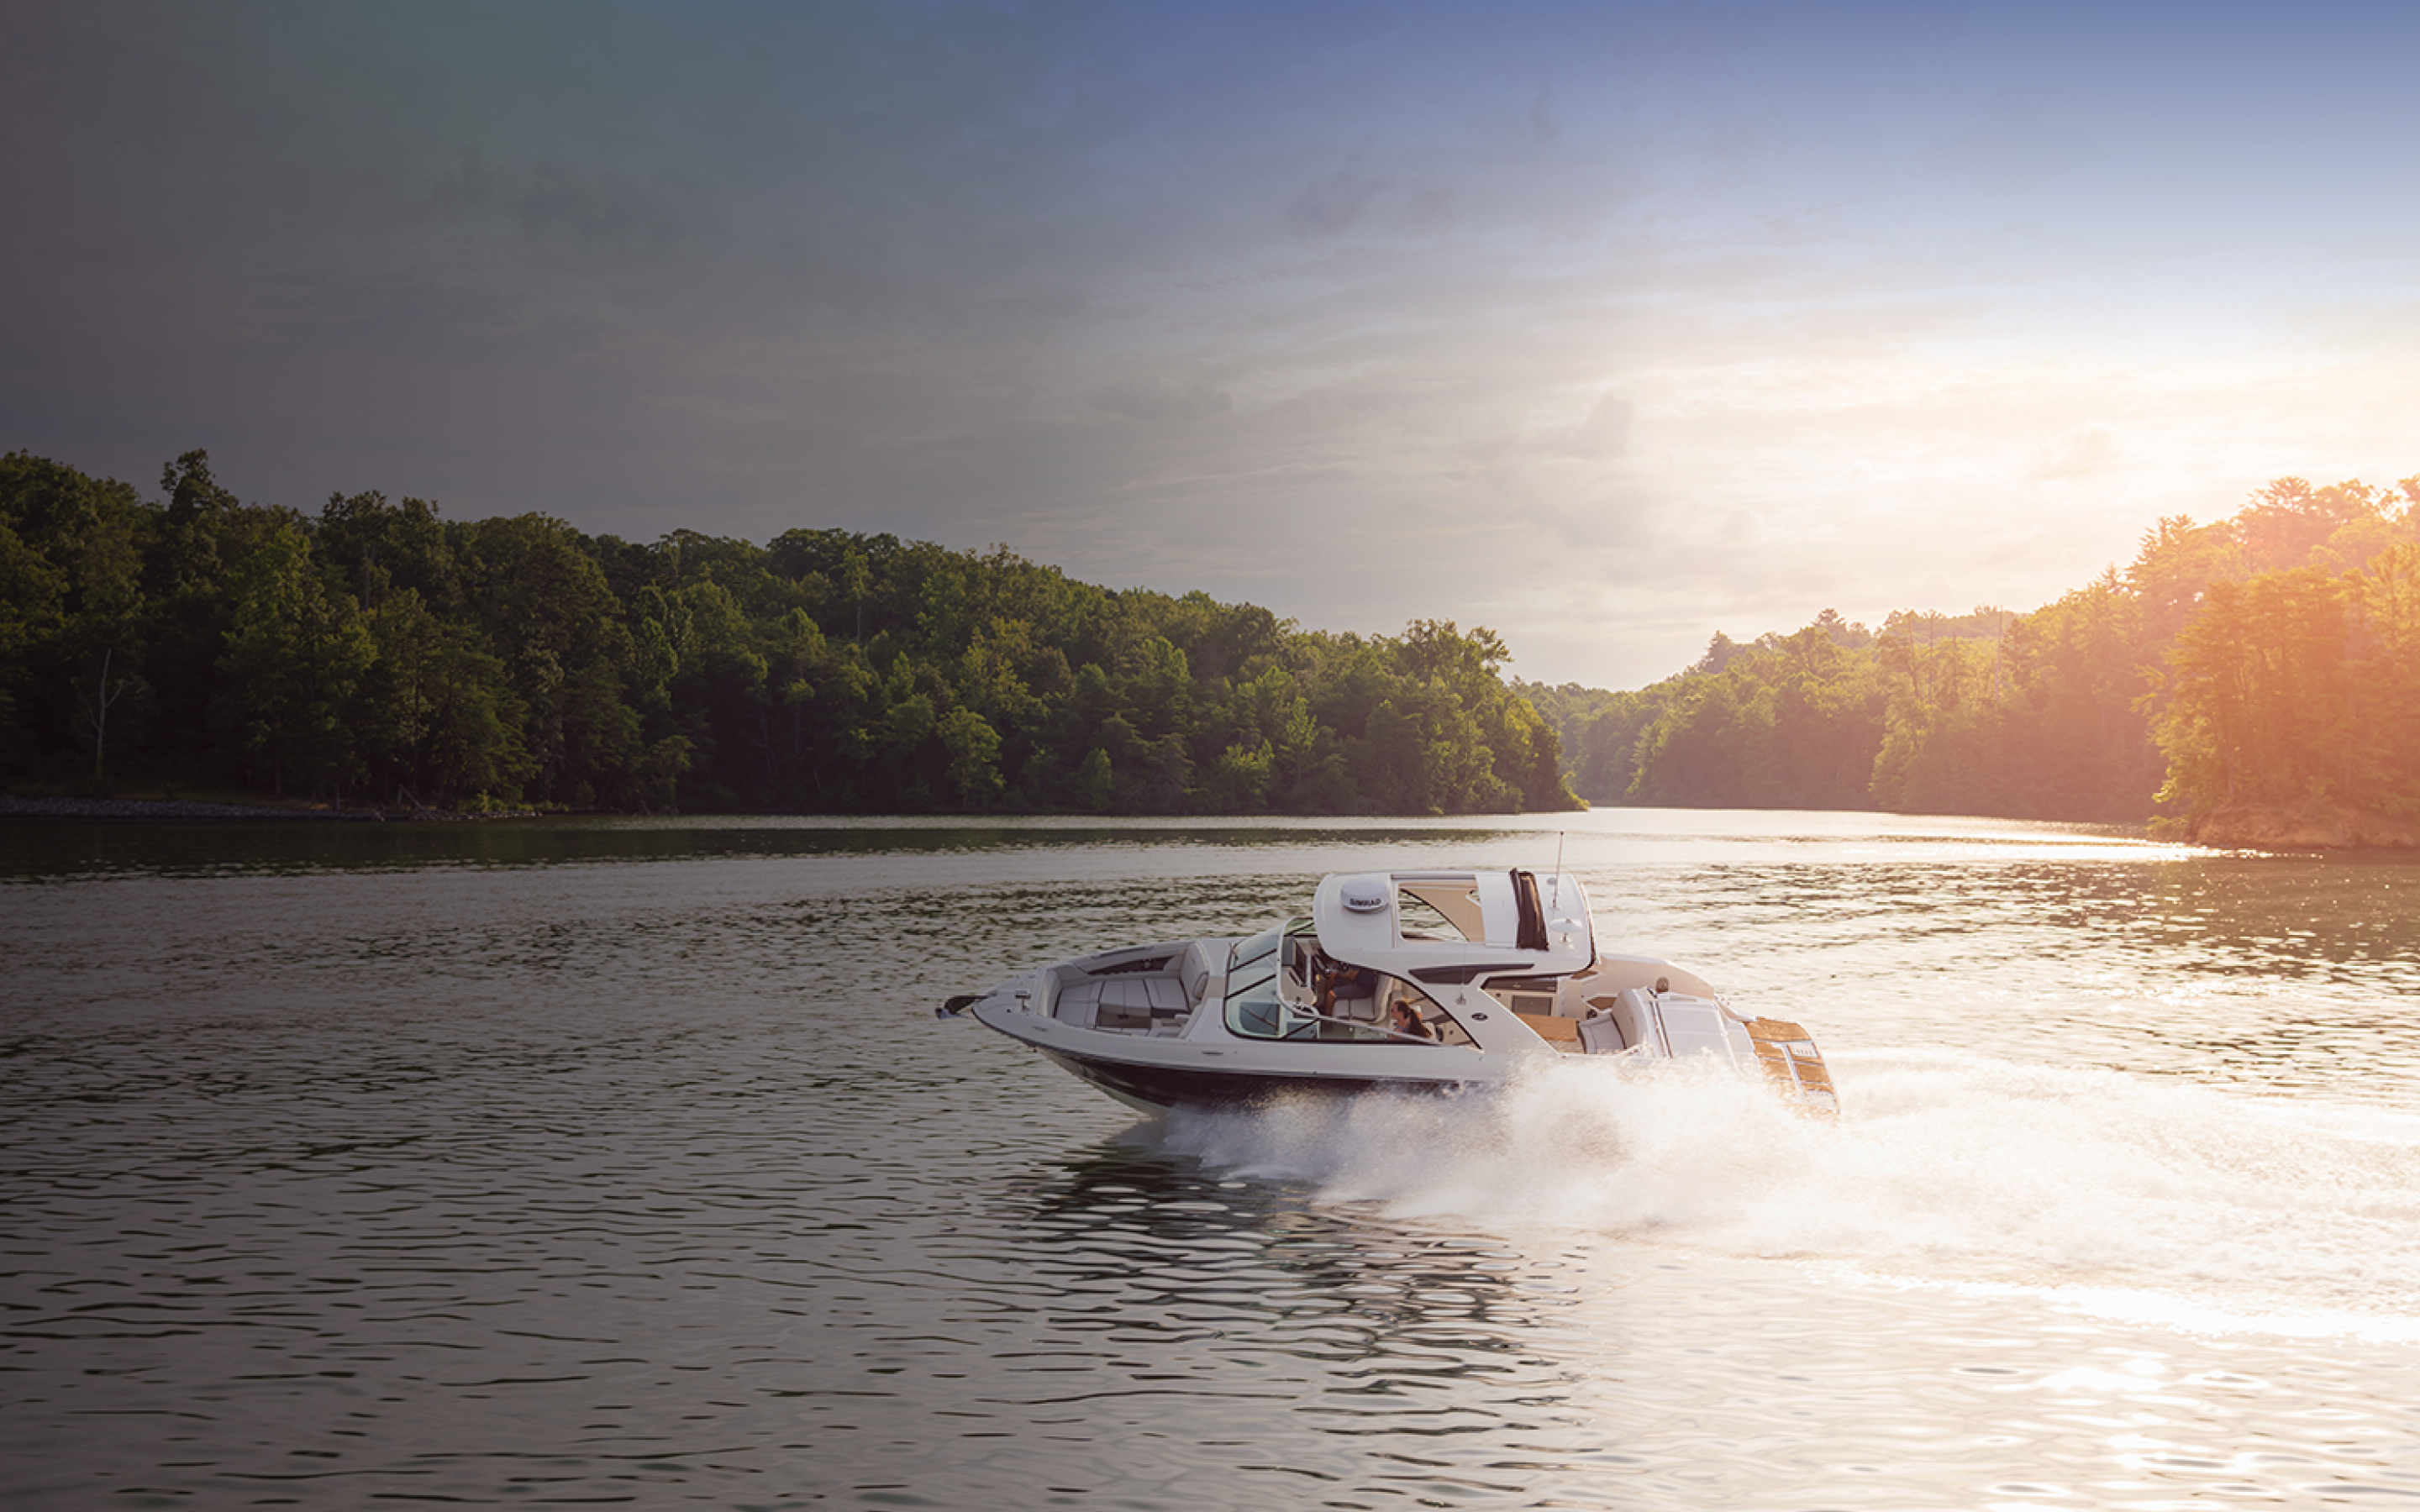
[[0, 812, 1528, 883], [986, 1140, 1579, 1493], [5, 811, 2420, 1509]]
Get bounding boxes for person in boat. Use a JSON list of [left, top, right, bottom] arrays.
[[1313, 955, 1377, 1013], [1387, 1000, 1434, 1040]]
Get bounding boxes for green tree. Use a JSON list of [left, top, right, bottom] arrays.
[[937, 705, 1003, 809], [457, 513, 645, 805], [1076, 746, 1114, 812], [218, 522, 376, 798], [357, 589, 531, 806]]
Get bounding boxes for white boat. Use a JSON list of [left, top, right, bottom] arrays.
[[944, 869, 1837, 1116]]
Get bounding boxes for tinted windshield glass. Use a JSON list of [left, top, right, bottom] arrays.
[[1227, 918, 1309, 1000], [1223, 982, 1302, 1040], [1229, 924, 1282, 976]]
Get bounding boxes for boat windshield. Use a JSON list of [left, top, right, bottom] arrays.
[[1228, 921, 1286, 990], [1223, 928, 1467, 1047]]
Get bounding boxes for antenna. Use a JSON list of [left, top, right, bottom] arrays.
[[1550, 830, 1565, 904]]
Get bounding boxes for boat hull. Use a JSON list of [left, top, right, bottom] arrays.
[[1034, 1042, 1478, 1113]]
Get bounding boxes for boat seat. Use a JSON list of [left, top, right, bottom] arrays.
[[1333, 992, 1381, 1023], [1054, 980, 1100, 1027], [1319, 953, 1378, 1021], [1095, 977, 1156, 1030], [1577, 1016, 1627, 1054], [1179, 941, 1217, 1005]]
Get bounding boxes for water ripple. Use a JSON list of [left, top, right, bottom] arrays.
[[6, 817, 2420, 1507]]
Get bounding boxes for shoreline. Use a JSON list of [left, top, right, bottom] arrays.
[[13, 792, 2418, 849], [0, 795, 497, 823], [2189, 800, 2420, 850]]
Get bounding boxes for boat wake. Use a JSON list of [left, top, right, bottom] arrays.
[[1155, 1050, 2420, 1339]]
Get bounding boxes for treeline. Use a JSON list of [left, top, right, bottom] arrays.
[[1522, 475, 2420, 831], [0, 449, 1577, 816]]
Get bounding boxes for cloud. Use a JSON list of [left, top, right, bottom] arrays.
[[1528, 83, 1561, 149], [1285, 153, 1392, 239], [2030, 425, 2118, 481], [1083, 375, 1235, 423], [1542, 393, 1636, 457]]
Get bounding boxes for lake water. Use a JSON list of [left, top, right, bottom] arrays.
[[5, 808, 2420, 1509]]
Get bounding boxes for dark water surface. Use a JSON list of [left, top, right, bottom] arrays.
[[6, 810, 2420, 1509]]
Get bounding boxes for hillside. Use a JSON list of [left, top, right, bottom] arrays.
[[2, 449, 1577, 817], [1522, 475, 2420, 840]]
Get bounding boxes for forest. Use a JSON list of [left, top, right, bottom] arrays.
[[0, 449, 1576, 816], [1520, 474, 2420, 837], [8, 448, 2415, 835]]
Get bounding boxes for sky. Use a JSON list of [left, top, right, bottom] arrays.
[[6, 1, 2417, 688]]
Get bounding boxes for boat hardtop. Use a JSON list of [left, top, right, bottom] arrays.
[[944, 867, 1835, 1116]]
